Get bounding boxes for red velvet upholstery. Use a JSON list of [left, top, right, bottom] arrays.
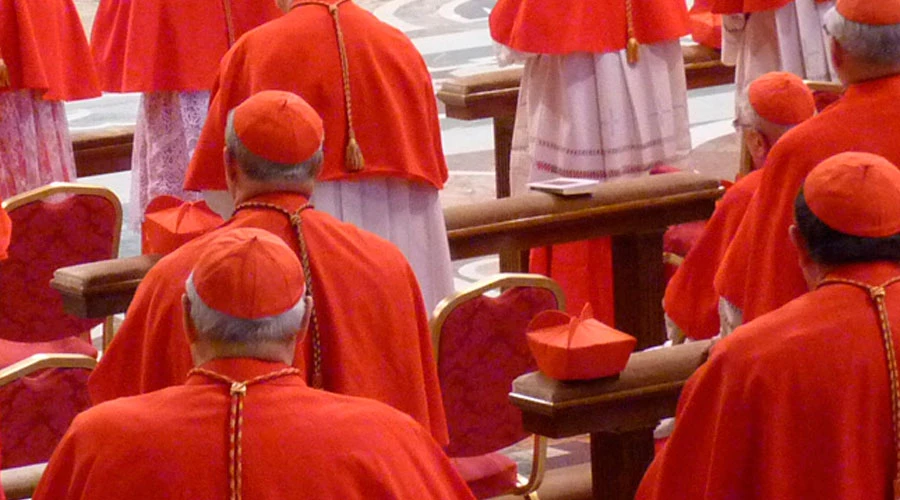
[[438, 287, 558, 457], [0, 338, 96, 468], [663, 220, 707, 282], [0, 190, 119, 342], [437, 285, 560, 498], [451, 454, 519, 499]]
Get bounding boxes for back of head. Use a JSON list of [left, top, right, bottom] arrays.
[[824, 0, 900, 76], [739, 72, 816, 169], [794, 152, 900, 265], [224, 90, 326, 186], [185, 227, 307, 344]]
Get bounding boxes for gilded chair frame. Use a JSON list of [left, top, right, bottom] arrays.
[[2, 182, 123, 349], [430, 273, 565, 498]]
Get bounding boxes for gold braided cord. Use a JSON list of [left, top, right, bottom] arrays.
[[817, 275, 900, 499], [625, 0, 640, 65], [293, 0, 365, 171], [233, 201, 323, 388], [187, 366, 301, 500], [222, 0, 236, 47]]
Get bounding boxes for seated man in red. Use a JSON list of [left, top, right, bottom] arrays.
[[33, 228, 474, 500], [639, 152, 900, 499], [663, 72, 815, 341], [89, 90, 448, 445]]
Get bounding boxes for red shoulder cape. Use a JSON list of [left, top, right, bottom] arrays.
[[715, 75, 900, 321], [640, 262, 900, 499], [489, 0, 689, 54], [90, 0, 282, 92], [185, 1, 447, 190], [88, 193, 449, 445], [0, 0, 100, 101], [690, 0, 723, 49], [664, 171, 760, 340]]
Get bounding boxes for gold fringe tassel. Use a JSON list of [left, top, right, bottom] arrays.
[[625, 0, 640, 65], [0, 58, 9, 88]]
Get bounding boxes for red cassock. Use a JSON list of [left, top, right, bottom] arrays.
[[715, 75, 900, 322], [639, 261, 900, 499], [489, 0, 689, 54], [664, 170, 761, 340], [88, 192, 449, 445], [712, 0, 831, 14], [184, 0, 447, 190], [689, 0, 722, 49], [90, 0, 282, 92], [36, 358, 474, 500], [0, 0, 100, 100]]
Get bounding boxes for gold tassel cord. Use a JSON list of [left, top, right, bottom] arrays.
[[222, 0, 237, 47], [294, 0, 365, 172], [625, 0, 639, 65], [817, 275, 900, 500], [234, 201, 323, 389], [187, 367, 301, 500]]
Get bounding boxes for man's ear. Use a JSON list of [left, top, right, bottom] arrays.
[[182, 293, 199, 343], [296, 296, 313, 342], [744, 128, 770, 171]]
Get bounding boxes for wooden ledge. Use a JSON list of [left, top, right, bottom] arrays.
[[71, 126, 134, 178], [445, 172, 723, 259], [510, 340, 712, 438], [52, 254, 162, 318]]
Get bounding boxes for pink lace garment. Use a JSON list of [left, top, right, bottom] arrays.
[[130, 91, 209, 230], [0, 90, 76, 199]]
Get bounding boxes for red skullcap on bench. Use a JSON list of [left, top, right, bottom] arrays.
[[804, 152, 900, 238], [233, 90, 324, 165], [192, 228, 305, 319], [836, 0, 900, 25], [748, 72, 816, 126]]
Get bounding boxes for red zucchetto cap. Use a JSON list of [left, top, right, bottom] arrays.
[[232, 90, 324, 165], [526, 304, 637, 381], [748, 72, 816, 126], [804, 152, 900, 238], [836, 0, 900, 25], [191, 228, 305, 320], [142, 196, 224, 255], [0, 203, 10, 261]]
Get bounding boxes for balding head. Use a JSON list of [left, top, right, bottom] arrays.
[[824, 0, 900, 83]]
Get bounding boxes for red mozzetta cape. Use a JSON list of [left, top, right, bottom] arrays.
[[90, 0, 281, 92], [184, 0, 447, 190], [489, 0, 689, 55], [664, 170, 760, 340], [38, 359, 473, 500], [88, 192, 449, 445], [689, 0, 723, 49], [712, 0, 831, 14], [640, 262, 900, 499], [715, 75, 900, 322], [0, 0, 100, 101]]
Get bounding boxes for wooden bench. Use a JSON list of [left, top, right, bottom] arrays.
[[510, 340, 713, 500], [72, 127, 134, 178], [436, 45, 735, 199], [1, 462, 47, 500], [52, 172, 721, 350]]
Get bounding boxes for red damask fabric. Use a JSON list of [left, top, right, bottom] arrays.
[[0, 193, 118, 342]]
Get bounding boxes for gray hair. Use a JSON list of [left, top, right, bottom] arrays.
[[185, 273, 306, 343], [824, 8, 900, 65], [224, 109, 323, 185]]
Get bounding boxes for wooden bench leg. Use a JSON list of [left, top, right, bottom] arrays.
[[493, 115, 515, 199], [612, 231, 666, 349], [589, 428, 655, 500]]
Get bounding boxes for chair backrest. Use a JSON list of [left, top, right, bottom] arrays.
[[0, 183, 121, 342], [0, 349, 97, 468], [431, 273, 565, 458]]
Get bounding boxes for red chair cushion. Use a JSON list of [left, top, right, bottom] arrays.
[[439, 287, 557, 457], [0, 192, 117, 341], [451, 453, 518, 499]]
